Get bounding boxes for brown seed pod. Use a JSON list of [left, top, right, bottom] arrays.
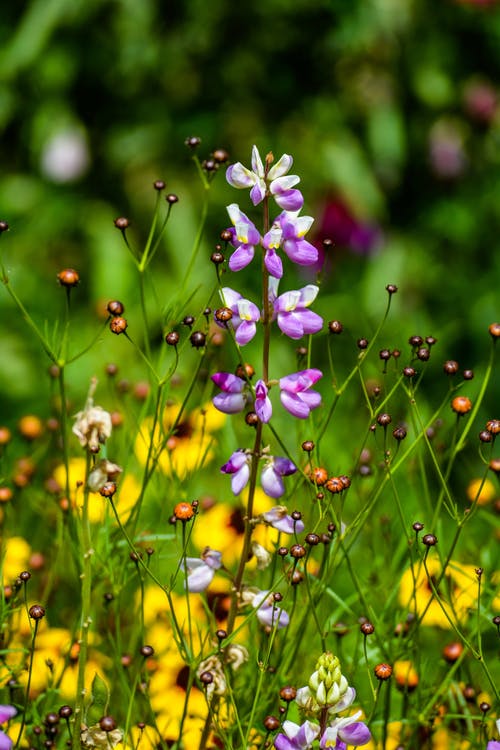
[[57, 268, 79, 287], [374, 663, 393, 680], [451, 396, 472, 415], [110, 317, 128, 334]]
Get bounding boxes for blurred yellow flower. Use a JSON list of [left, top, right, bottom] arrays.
[[399, 558, 500, 628], [135, 401, 225, 480], [393, 660, 419, 691], [53, 458, 140, 524], [1, 536, 31, 583], [466, 477, 496, 505]]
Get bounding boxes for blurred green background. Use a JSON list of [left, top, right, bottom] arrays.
[[1, 0, 500, 417]]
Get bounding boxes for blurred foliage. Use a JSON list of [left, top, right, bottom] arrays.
[[1, 0, 500, 416]]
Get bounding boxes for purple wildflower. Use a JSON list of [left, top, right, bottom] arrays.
[[226, 145, 304, 210], [261, 456, 297, 498], [226, 204, 262, 272], [320, 712, 371, 749], [274, 720, 320, 750], [218, 287, 260, 345], [279, 370, 322, 419], [276, 211, 318, 267], [181, 548, 222, 592], [255, 380, 272, 423], [262, 223, 284, 278], [252, 590, 290, 629], [270, 279, 323, 339], [211, 372, 250, 414], [220, 450, 252, 495], [262, 506, 305, 534], [0, 706, 16, 750]]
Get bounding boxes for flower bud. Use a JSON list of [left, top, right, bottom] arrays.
[[308, 652, 348, 707]]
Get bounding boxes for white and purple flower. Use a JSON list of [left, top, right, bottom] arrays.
[[274, 720, 320, 750], [255, 379, 272, 423], [226, 145, 304, 211], [218, 287, 261, 345], [220, 450, 252, 495], [181, 548, 222, 592], [226, 204, 262, 272], [261, 506, 305, 534], [276, 211, 318, 267], [320, 713, 371, 749], [252, 589, 290, 629], [279, 370, 322, 419], [270, 280, 323, 340]]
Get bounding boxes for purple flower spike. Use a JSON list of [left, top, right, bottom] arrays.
[[277, 211, 318, 267], [211, 372, 250, 414], [221, 450, 252, 495], [280, 369, 322, 419], [262, 506, 305, 534], [226, 204, 262, 272], [261, 456, 297, 498], [182, 548, 222, 592], [219, 287, 260, 345], [274, 720, 320, 750], [320, 712, 371, 749], [255, 380, 272, 423], [273, 284, 323, 340]]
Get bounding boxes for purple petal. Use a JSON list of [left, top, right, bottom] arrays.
[[226, 163, 254, 189], [229, 244, 255, 272], [185, 561, 215, 592], [339, 722, 371, 746], [0, 732, 12, 750], [0, 708, 16, 724], [232, 464, 250, 495], [274, 735, 296, 750], [261, 466, 285, 498], [298, 310, 323, 335], [212, 392, 247, 414], [280, 369, 323, 392], [277, 312, 305, 340], [273, 457, 297, 476], [283, 238, 318, 266], [265, 248, 283, 279], [235, 320, 257, 346], [250, 182, 266, 206], [274, 189, 304, 211], [211, 372, 245, 393], [221, 450, 248, 473], [257, 603, 289, 629], [280, 391, 311, 419], [255, 380, 272, 423]]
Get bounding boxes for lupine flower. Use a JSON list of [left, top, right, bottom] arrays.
[[320, 713, 371, 749], [261, 456, 297, 498], [181, 548, 222, 592], [276, 211, 318, 267], [262, 506, 305, 534], [226, 145, 304, 210], [220, 450, 252, 494], [270, 279, 323, 339], [252, 589, 290, 629], [218, 287, 260, 345], [274, 720, 320, 750], [255, 380, 272, 423], [226, 204, 262, 271], [262, 223, 284, 278], [280, 370, 322, 419], [487, 721, 500, 750], [0, 705, 16, 750], [211, 373, 250, 414]]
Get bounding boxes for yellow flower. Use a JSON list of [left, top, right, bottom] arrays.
[[135, 401, 225, 480], [53, 458, 140, 524], [1, 536, 31, 583], [399, 558, 500, 628], [466, 477, 496, 505]]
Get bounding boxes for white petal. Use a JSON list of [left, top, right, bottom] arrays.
[[268, 153, 293, 180]]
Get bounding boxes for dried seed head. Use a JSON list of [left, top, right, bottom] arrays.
[[379, 349, 391, 361], [264, 716, 280, 731], [114, 217, 130, 230], [185, 136, 201, 149], [463, 369, 474, 380], [442, 642, 463, 663], [374, 663, 393, 680], [325, 476, 344, 494], [386, 284, 398, 295], [302, 440, 314, 452], [489, 458, 500, 474], [107, 300, 124, 316], [417, 347, 430, 361], [393, 427, 407, 441], [166, 193, 179, 204], [58, 706, 73, 719], [99, 716, 117, 732], [0, 221, 9, 232], [189, 331, 206, 348], [377, 413, 392, 427], [245, 411, 259, 427], [360, 622, 375, 635], [422, 533, 438, 546], [99, 482, 117, 498], [412, 522, 424, 532], [305, 533, 320, 546], [403, 366, 416, 378], [488, 322, 500, 338], [140, 645, 154, 658], [173, 502, 195, 521], [57, 268, 79, 287], [409, 335, 423, 347], [29, 604, 46, 620], [199, 671, 213, 685], [309, 467, 328, 486], [165, 331, 180, 346], [278, 546, 288, 557], [279, 686, 297, 702], [328, 320, 343, 334], [480, 702, 490, 714], [443, 360, 459, 375], [290, 544, 306, 559], [215, 307, 233, 323], [480, 430, 493, 443], [110, 317, 128, 334], [451, 396, 472, 415], [357, 338, 369, 350], [235, 363, 255, 379], [486, 419, 500, 435], [213, 149, 229, 163], [153, 180, 165, 191], [211, 250, 225, 264]]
